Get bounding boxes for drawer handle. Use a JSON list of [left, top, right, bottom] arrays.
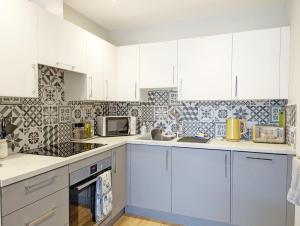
[[25, 176, 57, 193], [26, 208, 57, 226], [246, 157, 273, 161]]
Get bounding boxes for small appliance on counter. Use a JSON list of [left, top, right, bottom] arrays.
[[96, 116, 137, 137], [252, 125, 285, 144], [226, 118, 247, 142], [72, 121, 96, 141]]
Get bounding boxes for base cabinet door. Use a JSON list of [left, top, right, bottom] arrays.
[[232, 152, 287, 226], [172, 148, 230, 223], [129, 145, 171, 212], [112, 146, 127, 217]]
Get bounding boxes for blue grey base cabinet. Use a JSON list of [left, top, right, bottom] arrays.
[[232, 152, 288, 226], [128, 144, 171, 212], [172, 147, 231, 224]]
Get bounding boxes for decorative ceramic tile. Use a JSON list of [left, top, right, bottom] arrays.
[[286, 105, 297, 127], [182, 121, 200, 136], [232, 105, 251, 120], [142, 105, 155, 121], [108, 103, 117, 116], [59, 106, 71, 123], [23, 106, 43, 128], [148, 90, 169, 106], [286, 126, 296, 149], [94, 104, 109, 117], [141, 121, 154, 133], [168, 106, 183, 121], [116, 103, 129, 116], [247, 106, 270, 124], [82, 105, 95, 120], [199, 106, 214, 122], [0, 105, 12, 118], [250, 100, 270, 106], [6, 128, 24, 153], [198, 122, 215, 138], [39, 65, 64, 88], [22, 97, 41, 105], [215, 123, 226, 138], [71, 105, 83, 123], [23, 127, 43, 150], [0, 97, 21, 105], [198, 101, 216, 107], [270, 106, 284, 123], [128, 106, 142, 118], [182, 102, 199, 121], [232, 100, 251, 106], [169, 91, 179, 105], [43, 106, 58, 125], [154, 120, 176, 134], [214, 105, 232, 122], [214, 101, 232, 108], [154, 106, 168, 121], [58, 123, 72, 143], [270, 99, 288, 106], [43, 125, 59, 145], [40, 85, 58, 105]]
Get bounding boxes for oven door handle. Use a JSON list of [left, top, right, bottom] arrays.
[[74, 177, 99, 191]]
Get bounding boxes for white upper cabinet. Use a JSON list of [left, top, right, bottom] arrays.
[[232, 28, 281, 100], [140, 41, 177, 88], [103, 42, 117, 101], [116, 45, 140, 101], [178, 34, 233, 101], [0, 0, 38, 97], [38, 8, 87, 74], [86, 32, 105, 100]]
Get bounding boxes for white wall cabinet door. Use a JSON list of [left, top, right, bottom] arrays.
[[172, 148, 231, 224], [103, 42, 117, 101], [0, 0, 38, 97], [232, 28, 281, 100], [140, 41, 177, 88], [38, 8, 87, 74], [129, 145, 171, 212], [86, 32, 105, 100], [116, 45, 140, 101], [280, 27, 290, 99], [178, 34, 232, 101]]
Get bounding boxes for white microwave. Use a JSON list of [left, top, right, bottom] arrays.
[[96, 116, 137, 137]]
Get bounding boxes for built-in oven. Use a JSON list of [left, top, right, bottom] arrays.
[[96, 116, 137, 137], [69, 157, 112, 226]]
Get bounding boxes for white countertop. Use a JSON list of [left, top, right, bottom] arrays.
[[0, 136, 295, 187]]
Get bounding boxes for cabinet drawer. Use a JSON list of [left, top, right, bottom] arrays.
[[2, 187, 68, 226], [2, 166, 68, 216]]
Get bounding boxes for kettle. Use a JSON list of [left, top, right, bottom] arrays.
[[226, 118, 247, 141]]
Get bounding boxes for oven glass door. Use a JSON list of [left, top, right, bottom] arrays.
[[70, 175, 99, 226], [106, 117, 130, 136]]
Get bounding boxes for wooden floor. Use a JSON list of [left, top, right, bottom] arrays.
[[114, 215, 181, 226]]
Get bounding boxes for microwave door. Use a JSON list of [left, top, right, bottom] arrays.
[[106, 118, 130, 136]]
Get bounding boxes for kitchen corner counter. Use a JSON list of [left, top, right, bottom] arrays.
[[0, 135, 295, 188]]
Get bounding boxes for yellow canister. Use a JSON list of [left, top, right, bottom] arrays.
[[226, 118, 247, 141]]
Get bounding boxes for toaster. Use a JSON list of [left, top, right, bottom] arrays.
[[252, 125, 285, 144]]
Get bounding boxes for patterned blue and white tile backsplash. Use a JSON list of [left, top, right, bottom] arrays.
[[0, 65, 290, 154]]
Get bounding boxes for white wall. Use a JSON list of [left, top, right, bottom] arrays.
[[30, 0, 63, 17], [109, 1, 288, 46], [63, 4, 109, 41], [287, 0, 300, 224]]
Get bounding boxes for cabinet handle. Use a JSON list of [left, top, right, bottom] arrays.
[[135, 81, 137, 100], [165, 149, 169, 171], [246, 157, 273, 162], [26, 208, 57, 226], [32, 64, 38, 96], [25, 176, 57, 193], [172, 65, 175, 85], [56, 62, 75, 70], [105, 80, 109, 100], [89, 77, 93, 98], [235, 76, 238, 97], [113, 151, 117, 174], [225, 154, 228, 178], [180, 78, 183, 97]]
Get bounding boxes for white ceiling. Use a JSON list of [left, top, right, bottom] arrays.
[[64, 0, 286, 30]]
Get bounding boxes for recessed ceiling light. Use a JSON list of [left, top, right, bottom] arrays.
[[112, 0, 117, 3]]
